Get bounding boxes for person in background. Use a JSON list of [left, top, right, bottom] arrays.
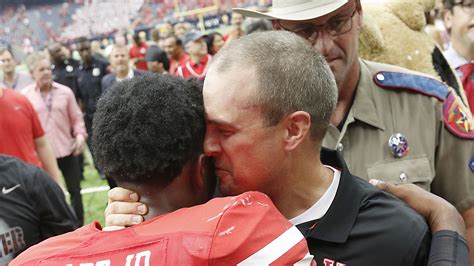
[[0, 155, 76, 265], [164, 35, 189, 76], [0, 86, 62, 183], [129, 33, 148, 71], [22, 51, 87, 227], [102, 44, 147, 94], [146, 48, 170, 75], [75, 37, 109, 183], [224, 11, 246, 43], [48, 42, 80, 98], [205, 32, 225, 56], [90, 40, 108, 62], [0, 47, 34, 91], [442, 0, 474, 112], [173, 22, 188, 41], [177, 31, 211, 80], [145, 28, 170, 75]]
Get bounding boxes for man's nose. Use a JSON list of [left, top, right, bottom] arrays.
[[312, 30, 335, 57], [203, 132, 221, 156]]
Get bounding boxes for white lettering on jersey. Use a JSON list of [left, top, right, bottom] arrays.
[[125, 250, 151, 266]]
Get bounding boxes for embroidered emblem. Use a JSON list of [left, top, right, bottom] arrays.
[[388, 133, 409, 158], [443, 92, 474, 139]]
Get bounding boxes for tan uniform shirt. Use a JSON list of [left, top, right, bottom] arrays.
[[323, 59, 474, 212]]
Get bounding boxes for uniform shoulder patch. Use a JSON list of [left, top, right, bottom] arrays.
[[443, 91, 474, 139], [373, 71, 449, 101]]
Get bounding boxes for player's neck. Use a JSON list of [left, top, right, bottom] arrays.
[[120, 166, 198, 221]]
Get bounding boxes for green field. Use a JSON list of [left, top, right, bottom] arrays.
[[72, 151, 109, 225]]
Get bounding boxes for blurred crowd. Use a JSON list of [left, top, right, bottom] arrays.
[[0, 0, 270, 57]]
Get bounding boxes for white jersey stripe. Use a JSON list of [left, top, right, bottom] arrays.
[[237, 226, 310, 266]]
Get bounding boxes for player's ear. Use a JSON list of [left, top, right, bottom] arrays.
[[193, 154, 216, 201], [281, 111, 311, 151], [194, 154, 207, 189]]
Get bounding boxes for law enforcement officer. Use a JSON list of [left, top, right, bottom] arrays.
[[48, 43, 80, 97], [235, 0, 474, 254], [76, 37, 109, 178]]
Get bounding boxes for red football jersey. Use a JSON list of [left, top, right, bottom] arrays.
[[12, 191, 314, 266]]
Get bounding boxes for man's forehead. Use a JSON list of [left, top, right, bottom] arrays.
[[0, 51, 13, 59], [112, 48, 127, 56]]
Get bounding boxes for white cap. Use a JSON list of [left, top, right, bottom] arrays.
[[234, 0, 349, 21]]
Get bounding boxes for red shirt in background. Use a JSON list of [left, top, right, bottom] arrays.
[[176, 54, 212, 80], [169, 52, 189, 76], [0, 88, 45, 168], [129, 43, 149, 71]]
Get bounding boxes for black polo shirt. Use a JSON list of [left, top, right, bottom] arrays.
[[0, 155, 76, 264], [77, 56, 108, 121], [297, 148, 430, 265], [51, 59, 80, 97]]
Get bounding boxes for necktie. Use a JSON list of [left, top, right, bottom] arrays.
[[459, 63, 474, 113]]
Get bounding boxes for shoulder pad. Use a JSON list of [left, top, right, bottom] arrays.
[[443, 91, 474, 139], [374, 71, 449, 101]]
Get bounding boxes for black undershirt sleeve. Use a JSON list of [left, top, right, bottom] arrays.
[[427, 230, 471, 266]]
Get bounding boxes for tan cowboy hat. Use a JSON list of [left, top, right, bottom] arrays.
[[234, 0, 349, 21]]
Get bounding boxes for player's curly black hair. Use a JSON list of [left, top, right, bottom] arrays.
[[92, 74, 205, 185]]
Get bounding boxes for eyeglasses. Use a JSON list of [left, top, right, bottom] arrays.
[[277, 3, 358, 43], [454, 0, 474, 12]]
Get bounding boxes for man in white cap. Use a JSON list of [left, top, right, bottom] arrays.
[[235, 0, 474, 256]]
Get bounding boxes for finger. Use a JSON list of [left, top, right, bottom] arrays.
[[105, 214, 144, 227], [105, 201, 147, 216], [102, 225, 125, 231], [108, 187, 140, 203], [369, 179, 407, 199], [369, 179, 390, 191]]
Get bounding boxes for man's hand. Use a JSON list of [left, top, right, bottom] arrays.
[[72, 137, 85, 156], [105, 187, 148, 227], [370, 179, 466, 237]]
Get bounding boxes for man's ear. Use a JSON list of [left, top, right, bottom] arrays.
[[442, 9, 453, 30], [355, 0, 364, 31], [281, 111, 311, 151]]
